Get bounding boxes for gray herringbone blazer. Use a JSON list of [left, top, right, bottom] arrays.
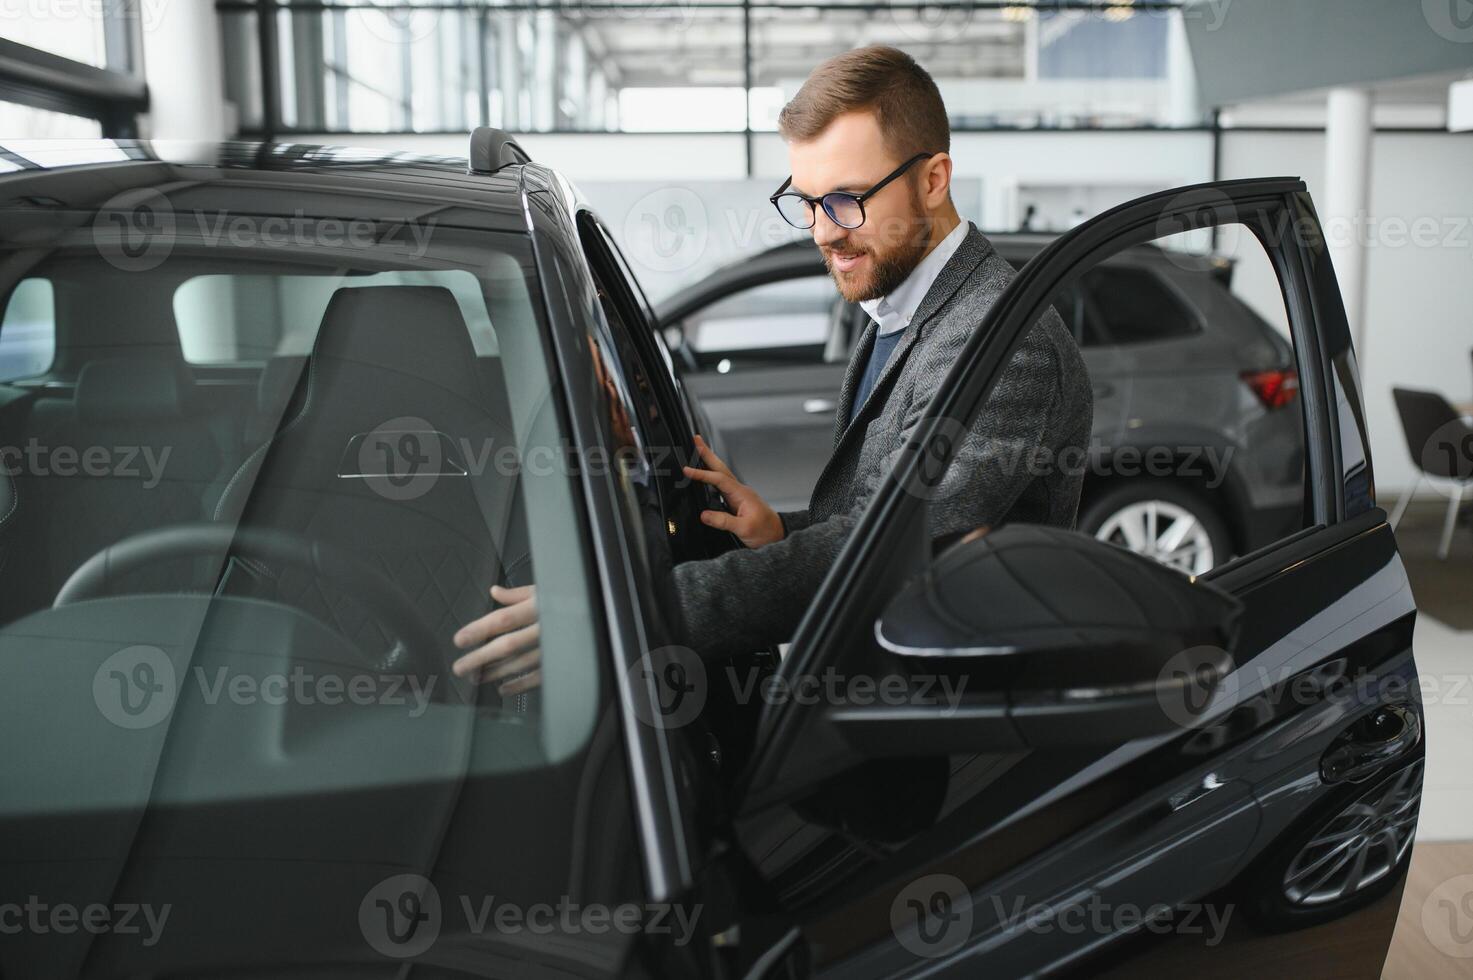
[[674, 224, 1092, 656]]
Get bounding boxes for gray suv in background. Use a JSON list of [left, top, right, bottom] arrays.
[[658, 233, 1306, 574]]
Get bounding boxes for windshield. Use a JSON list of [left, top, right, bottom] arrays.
[[0, 201, 626, 972]]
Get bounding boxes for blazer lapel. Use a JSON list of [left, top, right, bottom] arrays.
[[833, 318, 877, 449]]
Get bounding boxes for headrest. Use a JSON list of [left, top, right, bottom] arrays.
[[311, 286, 480, 400], [75, 357, 186, 424], [257, 355, 307, 416]]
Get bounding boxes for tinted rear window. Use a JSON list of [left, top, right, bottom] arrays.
[[1081, 266, 1198, 345]]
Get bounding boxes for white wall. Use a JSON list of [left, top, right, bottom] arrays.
[[139, 0, 229, 140], [1219, 129, 1473, 496]]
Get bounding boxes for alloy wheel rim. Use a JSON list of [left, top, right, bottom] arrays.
[[1281, 760, 1423, 908], [1095, 500, 1215, 575]]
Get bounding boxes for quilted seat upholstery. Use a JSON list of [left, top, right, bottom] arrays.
[[212, 286, 527, 674]]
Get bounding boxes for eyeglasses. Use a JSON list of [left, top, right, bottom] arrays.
[[770, 152, 936, 231]]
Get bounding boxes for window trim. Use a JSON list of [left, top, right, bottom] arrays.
[[575, 211, 700, 453]]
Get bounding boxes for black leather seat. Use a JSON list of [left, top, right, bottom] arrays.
[[213, 286, 526, 672]]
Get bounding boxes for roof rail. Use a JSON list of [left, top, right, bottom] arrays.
[[468, 127, 530, 174]]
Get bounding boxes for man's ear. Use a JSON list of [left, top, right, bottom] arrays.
[[922, 152, 953, 209]]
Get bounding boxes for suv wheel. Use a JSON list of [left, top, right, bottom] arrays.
[[1242, 759, 1422, 931], [1078, 482, 1232, 575]]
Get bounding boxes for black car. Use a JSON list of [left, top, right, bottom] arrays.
[[660, 234, 1306, 575], [0, 134, 1422, 978]]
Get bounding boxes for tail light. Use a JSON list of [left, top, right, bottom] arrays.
[[1241, 367, 1298, 409]]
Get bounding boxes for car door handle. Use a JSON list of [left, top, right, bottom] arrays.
[[802, 398, 836, 415], [1321, 705, 1421, 784]]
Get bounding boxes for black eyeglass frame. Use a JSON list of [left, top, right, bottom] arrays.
[[769, 152, 938, 230]]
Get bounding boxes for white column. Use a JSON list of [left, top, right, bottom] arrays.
[[1324, 86, 1373, 354], [533, 10, 557, 132], [1165, 10, 1200, 127], [141, 0, 229, 139]]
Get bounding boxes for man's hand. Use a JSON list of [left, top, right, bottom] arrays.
[[682, 434, 785, 549], [452, 584, 541, 695]]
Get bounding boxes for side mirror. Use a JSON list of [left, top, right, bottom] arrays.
[[829, 525, 1242, 755]]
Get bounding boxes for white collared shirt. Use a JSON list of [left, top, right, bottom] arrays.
[[858, 219, 969, 337]]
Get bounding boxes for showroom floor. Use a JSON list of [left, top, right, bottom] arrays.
[[1384, 502, 1473, 976]]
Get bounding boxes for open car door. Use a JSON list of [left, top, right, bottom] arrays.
[[729, 178, 1421, 977]]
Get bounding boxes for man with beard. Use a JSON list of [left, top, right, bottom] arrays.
[[452, 45, 1092, 685]]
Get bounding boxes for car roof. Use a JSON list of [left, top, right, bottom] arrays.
[[0, 138, 535, 233], [657, 227, 1233, 319]]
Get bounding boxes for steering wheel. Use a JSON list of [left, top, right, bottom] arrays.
[[54, 523, 445, 679]]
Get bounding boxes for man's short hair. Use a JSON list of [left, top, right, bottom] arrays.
[[777, 45, 950, 159]]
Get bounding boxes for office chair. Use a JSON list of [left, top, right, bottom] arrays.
[[1390, 387, 1473, 559]]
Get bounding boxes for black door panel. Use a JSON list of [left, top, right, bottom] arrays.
[[721, 179, 1420, 977]]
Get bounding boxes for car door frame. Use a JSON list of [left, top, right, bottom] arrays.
[[517, 166, 703, 912], [743, 177, 1356, 792], [724, 177, 1416, 973]]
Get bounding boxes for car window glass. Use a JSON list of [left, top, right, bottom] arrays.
[[583, 261, 716, 559], [0, 278, 55, 380], [1081, 264, 1199, 345], [686, 275, 836, 355], [1050, 281, 1103, 348], [174, 269, 500, 363], [944, 226, 1310, 577], [0, 221, 600, 772], [0, 200, 635, 972]]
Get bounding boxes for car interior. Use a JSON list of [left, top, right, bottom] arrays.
[[0, 214, 646, 977], [0, 240, 558, 712]]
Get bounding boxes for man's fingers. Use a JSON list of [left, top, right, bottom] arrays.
[[489, 583, 535, 604], [499, 667, 542, 697], [700, 509, 737, 532], [693, 435, 733, 476], [452, 622, 541, 678], [454, 593, 538, 649], [683, 464, 737, 496], [480, 646, 542, 686]]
